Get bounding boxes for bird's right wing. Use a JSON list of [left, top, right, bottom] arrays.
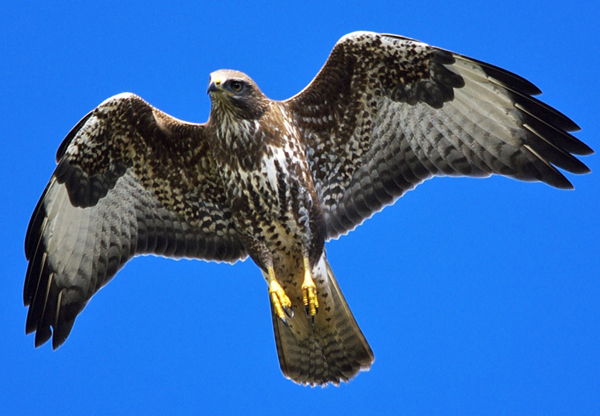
[[24, 93, 245, 349]]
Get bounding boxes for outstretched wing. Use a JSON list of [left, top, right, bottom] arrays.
[[285, 31, 592, 240], [24, 93, 245, 349]]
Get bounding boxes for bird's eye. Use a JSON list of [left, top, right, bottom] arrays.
[[230, 81, 244, 92]]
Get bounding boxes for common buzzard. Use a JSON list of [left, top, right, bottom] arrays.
[[24, 32, 592, 386]]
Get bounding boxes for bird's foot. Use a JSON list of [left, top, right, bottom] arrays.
[[302, 257, 319, 321], [268, 267, 293, 322]]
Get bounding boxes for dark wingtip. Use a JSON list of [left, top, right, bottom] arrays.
[[574, 140, 594, 156], [52, 333, 67, 350], [34, 326, 52, 348], [25, 181, 52, 260], [546, 171, 575, 190], [558, 181, 575, 190], [476, 58, 542, 96]]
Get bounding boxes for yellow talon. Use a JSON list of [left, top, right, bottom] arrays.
[[302, 257, 319, 318], [268, 267, 291, 321]]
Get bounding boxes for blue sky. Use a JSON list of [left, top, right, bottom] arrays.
[[2, 1, 599, 415]]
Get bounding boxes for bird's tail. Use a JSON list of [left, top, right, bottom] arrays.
[[269, 254, 374, 386]]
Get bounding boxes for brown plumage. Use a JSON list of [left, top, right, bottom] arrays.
[[24, 32, 591, 386]]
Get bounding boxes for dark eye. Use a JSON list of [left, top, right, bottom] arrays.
[[230, 81, 244, 92]]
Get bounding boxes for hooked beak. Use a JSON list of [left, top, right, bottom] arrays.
[[207, 76, 221, 94]]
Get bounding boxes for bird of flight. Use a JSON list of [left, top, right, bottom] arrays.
[[24, 31, 592, 386]]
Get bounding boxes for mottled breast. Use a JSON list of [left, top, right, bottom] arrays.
[[213, 104, 324, 260]]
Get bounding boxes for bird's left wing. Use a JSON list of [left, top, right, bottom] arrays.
[[285, 32, 592, 240], [25, 93, 245, 349]]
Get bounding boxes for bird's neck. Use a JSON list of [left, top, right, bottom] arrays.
[[207, 109, 264, 171]]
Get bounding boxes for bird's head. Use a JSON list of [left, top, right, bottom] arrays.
[[207, 70, 268, 120]]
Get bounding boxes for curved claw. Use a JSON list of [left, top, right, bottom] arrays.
[[269, 279, 292, 322], [284, 304, 294, 319]]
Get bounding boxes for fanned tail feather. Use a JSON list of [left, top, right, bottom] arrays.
[[270, 254, 374, 386]]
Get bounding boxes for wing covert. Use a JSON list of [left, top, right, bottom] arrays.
[[24, 93, 245, 348], [286, 31, 592, 240]]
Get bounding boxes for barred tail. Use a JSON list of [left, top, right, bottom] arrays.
[[270, 254, 374, 386]]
